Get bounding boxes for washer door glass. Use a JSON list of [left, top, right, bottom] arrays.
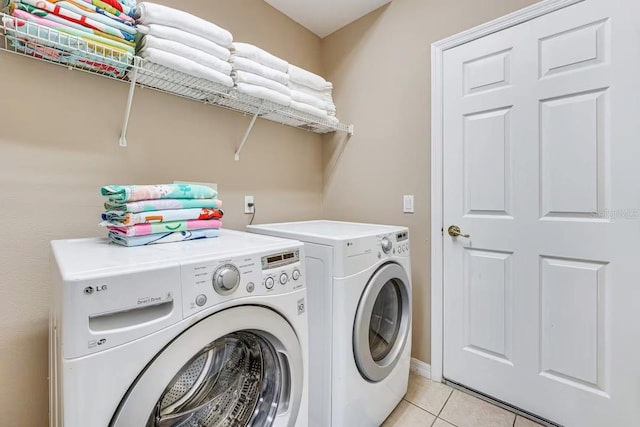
[[148, 331, 281, 427], [111, 306, 303, 427], [369, 281, 402, 362], [354, 263, 411, 382]]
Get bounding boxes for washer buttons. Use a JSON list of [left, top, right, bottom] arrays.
[[265, 277, 275, 289], [195, 294, 207, 307], [292, 269, 301, 281], [246, 282, 255, 293], [280, 273, 288, 285]]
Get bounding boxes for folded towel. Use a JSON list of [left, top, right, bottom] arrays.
[[290, 100, 328, 119], [109, 229, 221, 246], [232, 70, 290, 96], [11, 3, 136, 46], [140, 35, 232, 75], [231, 42, 288, 73], [289, 81, 335, 111], [236, 83, 291, 107], [139, 48, 234, 87], [134, 2, 232, 47], [105, 198, 223, 213], [102, 207, 224, 226], [291, 89, 335, 112], [102, 184, 217, 203], [18, 0, 137, 35], [230, 56, 289, 86], [137, 24, 230, 61], [288, 64, 332, 91], [107, 219, 222, 237]]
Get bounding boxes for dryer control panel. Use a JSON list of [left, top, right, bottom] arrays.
[[181, 246, 305, 317]]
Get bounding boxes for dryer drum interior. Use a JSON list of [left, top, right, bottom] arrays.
[[147, 331, 282, 427]]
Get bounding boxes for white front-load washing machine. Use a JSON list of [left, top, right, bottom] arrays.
[[50, 229, 308, 427], [247, 221, 412, 427]]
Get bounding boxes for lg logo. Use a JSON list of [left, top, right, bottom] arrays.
[[84, 285, 108, 295]]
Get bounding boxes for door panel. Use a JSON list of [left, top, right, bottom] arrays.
[[443, 1, 640, 426]]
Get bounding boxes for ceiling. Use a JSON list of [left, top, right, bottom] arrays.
[[264, 0, 392, 38]]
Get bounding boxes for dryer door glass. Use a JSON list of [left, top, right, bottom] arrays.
[[354, 262, 411, 382], [369, 281, 402, 362], [147, 331, 281, 427]]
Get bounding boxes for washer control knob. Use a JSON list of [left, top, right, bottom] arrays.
[[195, 294, 207, 306], [246, 282, 255, 293], [381, 237, 392, 254], [265, 277, 275, 290], [212, 264, 240, 295], [280, 273, 288, 285], [292, 269, 301, 281]]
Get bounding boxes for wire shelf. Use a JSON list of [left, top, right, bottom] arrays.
[[0, 12, 352, 138]]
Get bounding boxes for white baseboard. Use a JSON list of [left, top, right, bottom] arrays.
[[410, 358, 431, 380]]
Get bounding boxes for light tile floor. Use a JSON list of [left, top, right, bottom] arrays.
[[382, 373, 544, 427]]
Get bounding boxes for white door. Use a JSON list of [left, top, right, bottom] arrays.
[[443, 1, 640, 426], [110, 306, 304, 427]]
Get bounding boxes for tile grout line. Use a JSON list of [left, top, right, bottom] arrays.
[[437, 388, 455, 418]]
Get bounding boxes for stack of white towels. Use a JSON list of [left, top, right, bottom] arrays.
[[133, 2, 234, 97], [288, 64, 338, 125], [229, 42, 292, 107]]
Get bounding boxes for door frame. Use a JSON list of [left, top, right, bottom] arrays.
[[429, 0, 584, 382]]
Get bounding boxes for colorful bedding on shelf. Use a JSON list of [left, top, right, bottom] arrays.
[[2, 12, 133, 77], [76, 0, 135, 19], [15, 0, 137, 35], [11, 3, 135, 46]]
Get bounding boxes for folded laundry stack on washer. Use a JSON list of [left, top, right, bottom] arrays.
[[133, 2, 234, 98], [229, 42, 292, 106], [100, 183, 223, 247]]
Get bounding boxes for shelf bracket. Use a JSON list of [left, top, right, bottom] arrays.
[[119, 62, 139, 147], [234, 112, 260, 161], [347, 124, 355, 136]]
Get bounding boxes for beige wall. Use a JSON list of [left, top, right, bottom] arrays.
[[0, 1, 323, 424], [321, 0, 540, 364]]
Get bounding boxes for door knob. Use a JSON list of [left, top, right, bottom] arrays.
[[448, 225, 470, 238]]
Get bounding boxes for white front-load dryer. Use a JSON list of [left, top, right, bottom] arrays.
[[247, 221, 412, 427], [49, 229, 308, 427]]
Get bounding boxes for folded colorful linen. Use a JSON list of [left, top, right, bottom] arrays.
[[232, 70, 290, 96], [102, 207, 223, 225], [76, 0, 135, 21], [236, 82, 291, 106], [18, 0, 137, 35], [290, 100, 328, 119], [231, 42, 288, 73], [139, 35, 232, 75], [134, 2, 232, 47], [230, 56, 289, 86], [109, 229, 221, 247], [102, 184, 217, 203], [12, 3, 135, 46], [6, 8, 135, 55], [107, 219, 222, 237], [139, 48, 234, 87], [104, 198, 223, 213], [288, 64, 332, 91]]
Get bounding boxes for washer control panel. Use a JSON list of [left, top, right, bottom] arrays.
[[181, 246, 304, 316], [378, 230, 410, 257]]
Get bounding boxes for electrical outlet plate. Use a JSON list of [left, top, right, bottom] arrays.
[[245, 196, 255, 214]]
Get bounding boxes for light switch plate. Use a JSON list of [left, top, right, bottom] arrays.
[[403, 195, 414, 213]]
